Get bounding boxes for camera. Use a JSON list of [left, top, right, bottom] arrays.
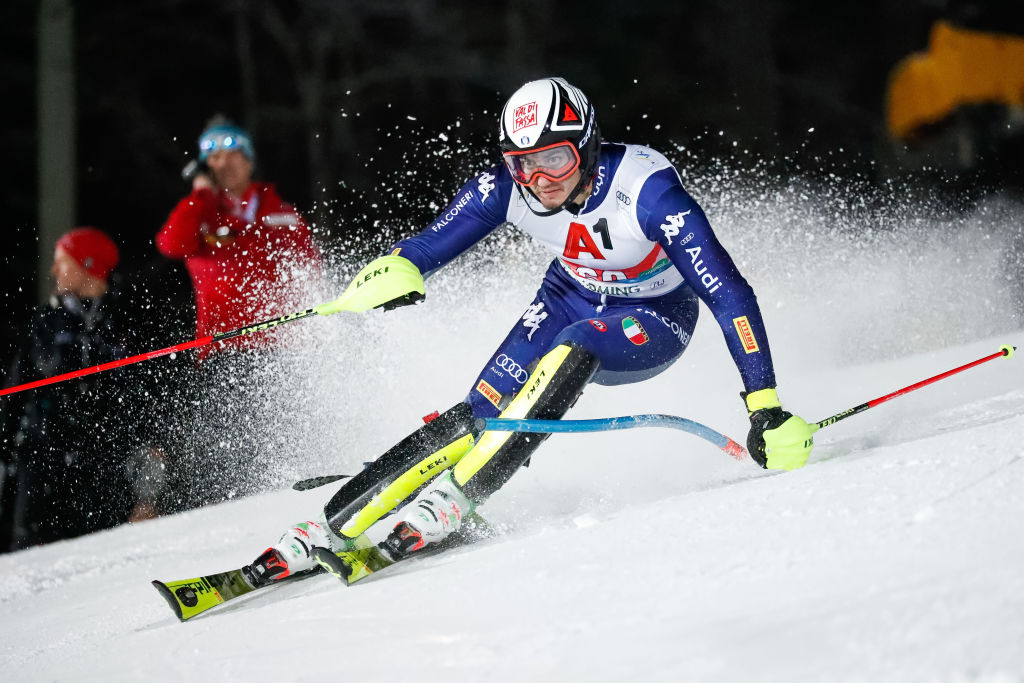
[[181, 158, 210, 182]]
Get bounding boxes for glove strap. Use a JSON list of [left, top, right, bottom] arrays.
[[744, 387, 781, 414]]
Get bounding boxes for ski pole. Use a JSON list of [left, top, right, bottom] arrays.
[[0, 307, 322, 398], [479, 344, 1016, 456], [480, 414, 749, 461], [292, 474, 352, 491], [808, 343, 1016, 433]]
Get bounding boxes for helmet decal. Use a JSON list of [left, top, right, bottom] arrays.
[[512, 101, 539, 134]]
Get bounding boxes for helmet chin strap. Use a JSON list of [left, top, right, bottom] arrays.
[[559, 173, 593, 215]]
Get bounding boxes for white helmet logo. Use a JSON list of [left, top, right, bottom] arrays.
[[513, 102, 538, 133]]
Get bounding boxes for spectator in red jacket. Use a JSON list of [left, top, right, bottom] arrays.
[[155, 117, 324, 509], [157, 116, 322, 357]]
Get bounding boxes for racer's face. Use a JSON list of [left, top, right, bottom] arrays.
[[529, 169, 583, 209]]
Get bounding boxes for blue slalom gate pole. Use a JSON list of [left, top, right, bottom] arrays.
[[479, 414, 749, 461]]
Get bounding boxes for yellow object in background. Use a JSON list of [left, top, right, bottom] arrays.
[[887, 21, 1024, 141]]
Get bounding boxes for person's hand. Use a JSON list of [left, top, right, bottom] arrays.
[[315, 253, 424, 315], [192, 172, 214, 191], [743, 388, 815, 470]]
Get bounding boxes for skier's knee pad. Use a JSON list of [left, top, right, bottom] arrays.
[[454, 342, 599, 501], [324, 402, 479, 538]]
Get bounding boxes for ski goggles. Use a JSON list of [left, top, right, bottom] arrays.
[[199, 126, 255, 161], [502, 141, 581, 185]]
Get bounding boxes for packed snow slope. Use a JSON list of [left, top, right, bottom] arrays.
[[2, 184, 1023, 682]]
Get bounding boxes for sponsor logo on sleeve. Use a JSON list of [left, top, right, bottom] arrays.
[[659, 210, 691, 245], [476, 379, 502, 408], [589, 320, 607, 332], [733, 316, 760, 353], [429, 190, 473, 232], [685, 245, 722, 294], [622, 316, 649, 345], [477, 172, 496, 204]]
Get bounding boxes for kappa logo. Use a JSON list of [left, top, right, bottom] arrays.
[[521, 302, 548, 341], [660, 210, 691, 245], [477, 172, 496, 204], [513, 102, 538, 133]]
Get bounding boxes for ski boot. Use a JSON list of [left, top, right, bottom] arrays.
[[381, 470, 474, 560], [243, 519, 338, 587]]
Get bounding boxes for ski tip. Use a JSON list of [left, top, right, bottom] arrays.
[[999, 344, 1015, 359], [151, 580, 185, 622]]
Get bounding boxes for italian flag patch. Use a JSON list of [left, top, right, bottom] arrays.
[[622, 316, 649, 345]]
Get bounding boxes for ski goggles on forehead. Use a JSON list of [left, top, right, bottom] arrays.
[[199, 130, 254, 160], [502, 141, 581, 185]]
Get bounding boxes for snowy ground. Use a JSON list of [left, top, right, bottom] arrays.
[[2, 188, 1022, 682]]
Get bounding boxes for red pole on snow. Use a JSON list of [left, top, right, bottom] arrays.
[[0, 307, 320, 398], [811, 344, 1016, 432]]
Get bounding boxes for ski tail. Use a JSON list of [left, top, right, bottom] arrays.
[[152, 566, 320, 622], [151, 571, 245, 622], [312, 545, 395, 585]]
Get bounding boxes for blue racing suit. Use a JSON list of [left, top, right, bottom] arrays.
[[392, 142, 775, 419]]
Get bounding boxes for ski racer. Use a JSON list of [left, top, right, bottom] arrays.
[[245, 77, 816, 584]]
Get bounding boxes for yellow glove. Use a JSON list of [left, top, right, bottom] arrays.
[[314, 254, 424, 316], [743, 388, 814, 471]]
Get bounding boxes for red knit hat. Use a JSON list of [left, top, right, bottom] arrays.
[[56, 227, 120, 280]]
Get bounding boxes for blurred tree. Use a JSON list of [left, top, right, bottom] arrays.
[[37, 0, 76, 304]]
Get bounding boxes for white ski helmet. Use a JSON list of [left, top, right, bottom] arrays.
[[499, 77, 601, 210]]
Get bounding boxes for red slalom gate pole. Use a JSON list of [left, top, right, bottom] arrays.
[[811, 344, 1016, 433], [0, 307, 320, 398]]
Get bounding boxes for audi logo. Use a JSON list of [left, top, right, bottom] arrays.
[[494, 354, 529, 383]]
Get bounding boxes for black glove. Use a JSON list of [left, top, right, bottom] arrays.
[[746, 406, 793, 468]]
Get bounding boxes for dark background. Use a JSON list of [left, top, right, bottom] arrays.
[[3, 0, 1023, 370]]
